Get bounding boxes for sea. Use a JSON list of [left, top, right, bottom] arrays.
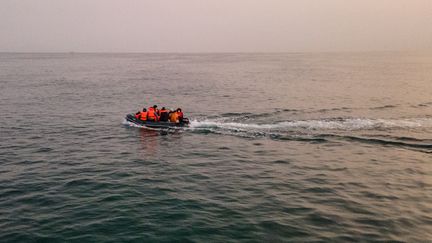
[[0, 52, 431, 242]]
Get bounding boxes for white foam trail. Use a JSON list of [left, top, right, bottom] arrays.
[[189, 118, 432, 131]]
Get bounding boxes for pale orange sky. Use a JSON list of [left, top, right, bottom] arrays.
[[1, 0, 431, 52]]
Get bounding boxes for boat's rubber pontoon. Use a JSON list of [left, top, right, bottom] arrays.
[[125, 114, 189, 129]]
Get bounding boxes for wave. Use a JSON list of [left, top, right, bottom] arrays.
[[415, 102, 432, 107], [370, 105, 398, 110], [314, 133, 432, 151]]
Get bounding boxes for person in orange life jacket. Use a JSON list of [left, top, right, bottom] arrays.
[[169, 110, 179, 123], [159, 107, 169, 122], [139, 108, 148, 121], [147, 105, 159, 122], [176, 108, 184, 122], [135, 108, 148, 121]]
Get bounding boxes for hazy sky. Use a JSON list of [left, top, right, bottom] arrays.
[[1, 0, 431, 52]]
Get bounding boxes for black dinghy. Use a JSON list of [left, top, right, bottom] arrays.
[[125, 114, 189, 129]]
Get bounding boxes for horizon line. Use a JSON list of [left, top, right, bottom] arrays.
[[0, 50, 430, 55]]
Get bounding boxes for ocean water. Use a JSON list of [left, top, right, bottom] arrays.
[[0, 52, 431, 242]]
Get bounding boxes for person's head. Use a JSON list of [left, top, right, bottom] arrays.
[[177, 108, 182, 112], [162, 107, 166, 110], [142, 108, 147, 112], [153, 105, 157, 109]]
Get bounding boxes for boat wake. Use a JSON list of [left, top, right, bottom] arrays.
[[189, 117, 432, 131], [188, 117, 432, 153], [123, 116, 432, 152]]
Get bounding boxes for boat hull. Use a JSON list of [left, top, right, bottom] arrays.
[[125, 114, 189, 128]]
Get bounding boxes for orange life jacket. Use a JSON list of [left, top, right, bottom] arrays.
[[139, 111, 148, 121], [170, 112, 179, 123], [135, 113, 140, 119], [147, 107, 159, 121]]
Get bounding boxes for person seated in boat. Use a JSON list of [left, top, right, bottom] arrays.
[[169, 108, 184, 123], [177, 108, 184, 122], [169, 109, 179, 123], [147, 105, 159, 122], [159, 107, 169, 122], [139, 108, 148, 121], [135, 108, 148, 121], [155, 106, 160, 116], [135, 111, 141, 119]]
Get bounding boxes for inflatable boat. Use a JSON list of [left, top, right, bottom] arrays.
[[125, 114, 189, 129]]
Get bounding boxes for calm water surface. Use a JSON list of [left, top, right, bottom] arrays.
[[1, 52, 431, 242]]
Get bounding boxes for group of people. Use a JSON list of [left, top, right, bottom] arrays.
[[135, 105, 184, 123]]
